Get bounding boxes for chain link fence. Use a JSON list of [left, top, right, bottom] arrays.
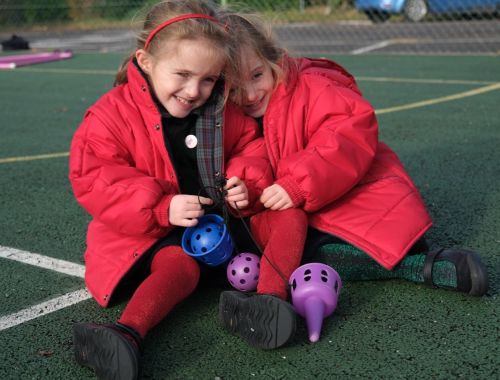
[[1, 0, 499, 54]]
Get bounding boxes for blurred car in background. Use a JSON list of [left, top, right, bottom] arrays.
[[355, 0, 500, 22]]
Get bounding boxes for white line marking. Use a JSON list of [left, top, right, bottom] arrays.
[[0, 246, 89, 331], [0, 151, 69, 164], [351, 40, 391, 54], [357, 76, 495, 86], [16, 67, 116, 76], [376, 82, 500, 115], [0, 245, 84, 278], [0, 288, 91, 331]]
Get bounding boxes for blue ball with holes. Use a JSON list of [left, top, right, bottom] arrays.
[[181, 214, 234, 266]]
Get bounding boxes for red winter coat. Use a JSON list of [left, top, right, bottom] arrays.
[[69, 62, 271, 307], [266, 57, 432, 269]]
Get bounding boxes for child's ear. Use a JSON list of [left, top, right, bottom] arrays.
[[135, 49, 152, 74]]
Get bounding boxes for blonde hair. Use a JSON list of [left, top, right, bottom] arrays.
[[218, 11, 288, 105], [114, 0, 232, 86]]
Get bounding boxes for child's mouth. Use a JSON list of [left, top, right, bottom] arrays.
[[245, 97, 264, 112], [175, 95, 194, 106]]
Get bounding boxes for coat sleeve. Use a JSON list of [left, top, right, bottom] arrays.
[[69, 111, 176, 237], [275, 82, 378, 212], [224, 105, 273, 216]]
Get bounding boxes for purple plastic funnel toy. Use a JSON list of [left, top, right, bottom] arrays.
[[289, 263, 342, 343]]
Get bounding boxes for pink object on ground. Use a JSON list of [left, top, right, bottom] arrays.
[[0, 50, 73, 69]]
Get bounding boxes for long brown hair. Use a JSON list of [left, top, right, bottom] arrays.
[[218, 11, 289, 105], [114, 0, 233, 87]]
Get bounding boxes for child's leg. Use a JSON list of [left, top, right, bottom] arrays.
[[316, 242, 488, 295], [317, 243, 419, 281], [218, 208, 307, 350], [74, 246, 199, 379], [251, 208, 308, 300], [118, 245, 200, 337]]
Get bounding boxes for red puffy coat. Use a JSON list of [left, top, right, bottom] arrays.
[[69, 62, 271, 306], [266, 57, 432, 269]]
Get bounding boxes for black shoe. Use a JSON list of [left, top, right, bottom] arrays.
[[73, 322, 141, 380], [423, 248, 489, 296], [219, 291, 296, 350]]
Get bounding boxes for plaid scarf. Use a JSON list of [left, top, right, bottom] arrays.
[[196, 81, 225, 201]]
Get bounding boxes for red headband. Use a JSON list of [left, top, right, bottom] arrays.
[[144, 13, 222, 50]]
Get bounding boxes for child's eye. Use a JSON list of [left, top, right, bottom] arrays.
[[253, 72, 263, 80]]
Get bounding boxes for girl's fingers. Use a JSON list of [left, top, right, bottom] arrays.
[[263, 193, 281, 208], [226, 192, 247, 202], [224, 176, 240, 189], [237, 200, 249, 208], [261, 184, 284, 203], [190, 196, 213, 205], [260, 188, 274, 204], [183, 197, 212, 211], [179, 218, 199, 228], [188, 204, 204, 213], [269, 199, 283, 210], [225, 186, 242, 197], [184, 210, 205, 219], [270, 198, 290, 211]]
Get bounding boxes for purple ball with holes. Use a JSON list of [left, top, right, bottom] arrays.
[[226, 252, 260, 292]]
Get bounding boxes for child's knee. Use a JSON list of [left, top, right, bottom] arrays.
[[152, 246, 200, 286], [273, 208, 308, 228], [179, 254, 201, 286]]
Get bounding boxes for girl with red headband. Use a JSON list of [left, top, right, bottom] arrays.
[[68, 1, 281, 378], [217, 11, 489, 349]]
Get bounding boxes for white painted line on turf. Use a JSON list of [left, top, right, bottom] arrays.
[[6, 65, 497, 87], [351, 40, 391, 54], [0, 246, 89, 331], [376, 82, 500, 115], [356, 77, 495, 86], [0, 151, 69, 164], [0, 288, 91, 331], [0, 82, 497, 165], [18, 67, 116, 76], [0, 246, 84, 278]]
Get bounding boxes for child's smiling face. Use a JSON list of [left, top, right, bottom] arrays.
[[235, 46, 275, 119], [137, 38, 224, 118]]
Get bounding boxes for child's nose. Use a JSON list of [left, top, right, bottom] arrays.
[[185, 81, 200, 98], [244, 85, 258, 103]]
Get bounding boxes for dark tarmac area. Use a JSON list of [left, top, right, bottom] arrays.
[[0, 18, 499, 380]]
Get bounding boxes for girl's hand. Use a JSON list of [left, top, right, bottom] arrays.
[[260, 184, 293, 210], [169, 194, 213, 227], [224, 176, 249, 210]]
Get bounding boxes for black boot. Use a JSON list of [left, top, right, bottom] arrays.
[[219, 291, 296, 350], [73, 322, 141, 380], [423, 248, 489, 296]]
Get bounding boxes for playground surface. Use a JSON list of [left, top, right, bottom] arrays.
[[0, 51, 499, 379]]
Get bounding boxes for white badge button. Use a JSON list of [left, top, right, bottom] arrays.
[[185, 134, 198, 149]]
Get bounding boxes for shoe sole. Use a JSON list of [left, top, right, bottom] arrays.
[[219, 291, 296, 350], [73, 323, 139, 380]]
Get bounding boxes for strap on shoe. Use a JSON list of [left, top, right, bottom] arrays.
[[423, 248, 445, 287], [113, 322, 143, 351]]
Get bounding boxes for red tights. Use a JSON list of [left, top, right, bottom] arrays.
[[250, 208, 308, 300], [117, 246, 199, 338]]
